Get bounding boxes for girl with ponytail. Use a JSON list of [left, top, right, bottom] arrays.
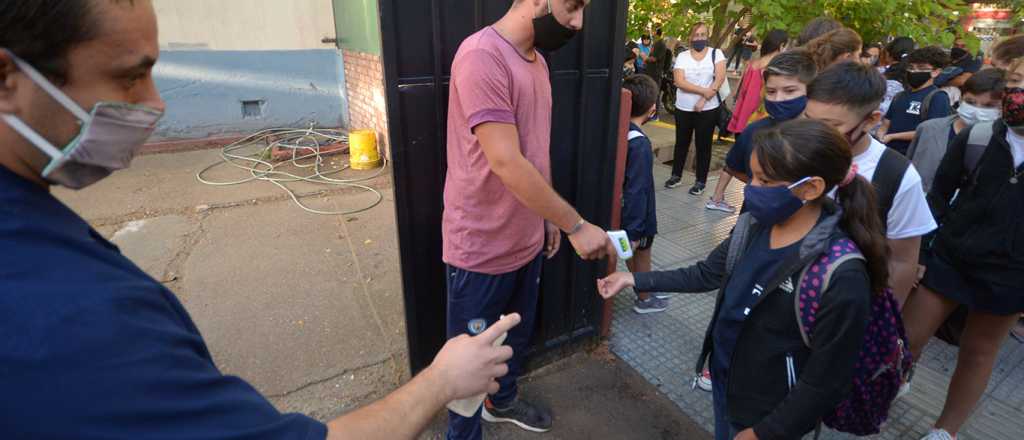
[[598, 118, 887, 440]]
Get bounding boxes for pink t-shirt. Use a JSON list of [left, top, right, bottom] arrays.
[[442, 27, 553, 274]]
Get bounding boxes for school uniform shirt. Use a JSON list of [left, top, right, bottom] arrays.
[[623, 122, 658, 241], [1009, 127, 1024, 168], [674, 48, 727, 112], [725, 117, 779, 179], [831, 137, 938, 239], [0, 166, 326, 439], [885, 85, 952, 154], [712, 226, 802, 387]]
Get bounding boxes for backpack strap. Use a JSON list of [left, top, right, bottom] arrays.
[[794, 238, 866, 346], [627, 130, 645, 141], [964, 121, 994, 181], [871, 147, 911, 233], [918, 88, 941, 122]]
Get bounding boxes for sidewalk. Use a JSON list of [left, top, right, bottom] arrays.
[[609, 164, 1024, 439]]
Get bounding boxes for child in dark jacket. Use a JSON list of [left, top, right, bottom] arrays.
[[599, 119, 890, 440], [621, 74, 663, 314]]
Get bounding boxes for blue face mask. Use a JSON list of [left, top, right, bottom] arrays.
[[765, 95, 807, 121], [743, 177, 812, 225]]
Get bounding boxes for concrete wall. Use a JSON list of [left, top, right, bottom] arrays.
[[153, 50, 347, 141], [154, 0, 337, 51], [151, 0, 347, 142]]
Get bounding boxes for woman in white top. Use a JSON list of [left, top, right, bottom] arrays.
[[666, 22, 727, 195]]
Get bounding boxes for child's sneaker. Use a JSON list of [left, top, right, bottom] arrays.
[[633, 296, 668, 314], [705, 199, 736, 213], [696, 368, 713, 392], [919, 428, 956, 440]]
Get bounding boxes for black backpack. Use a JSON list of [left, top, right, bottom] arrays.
[[871, 147, 911, 232]]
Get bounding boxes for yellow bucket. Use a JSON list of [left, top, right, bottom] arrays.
[[349, 129, 382, 170]]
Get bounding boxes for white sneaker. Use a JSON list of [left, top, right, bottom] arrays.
[[920, 428, 956, 440], [697, 368, 713, 392], [897, 379, 912, 399], [705, 199, 736, 213]]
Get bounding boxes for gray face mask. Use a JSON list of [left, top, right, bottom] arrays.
[[0, 49, 163, 189]]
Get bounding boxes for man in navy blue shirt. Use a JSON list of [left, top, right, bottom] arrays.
[[879, 46, 953, 155], [0, 2, 518, 439]]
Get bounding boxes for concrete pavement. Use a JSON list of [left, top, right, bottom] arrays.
[[56, 148, 406, 422]]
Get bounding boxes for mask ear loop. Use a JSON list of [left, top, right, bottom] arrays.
[[0, 49, 91, 123], [0, 114, 65, 160], [787, 176, 813, 190], [0, 49, 92, 162]]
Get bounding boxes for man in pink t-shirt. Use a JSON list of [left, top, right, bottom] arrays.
[[442, 1, 605, 439]]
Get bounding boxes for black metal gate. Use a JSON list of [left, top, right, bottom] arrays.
[[379, 0, 629, 372]]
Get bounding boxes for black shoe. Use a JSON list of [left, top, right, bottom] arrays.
[[688, 182, 706, 195], [665, 176, 683, 188], [482, 398, 552, 433]]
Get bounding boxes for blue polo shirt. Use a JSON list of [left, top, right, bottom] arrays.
[[884, 85, 952, 155], [0, 165, 327, 439], [725, 117, 778, 179]]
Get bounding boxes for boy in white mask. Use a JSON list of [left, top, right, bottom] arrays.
[[907, 68, 1007, 193]]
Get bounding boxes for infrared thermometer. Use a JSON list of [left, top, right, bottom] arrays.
[[607, 230, 634, 260]]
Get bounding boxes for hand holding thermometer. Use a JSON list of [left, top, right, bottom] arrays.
[[606, 230, 634, 260], [446, 317, 509, 417]]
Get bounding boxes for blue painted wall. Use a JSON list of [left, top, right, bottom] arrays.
[[153, 49, 348, 141]]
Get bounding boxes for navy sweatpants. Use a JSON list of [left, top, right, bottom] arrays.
[[711, 364, 745, 440], [445, 254, 543, 440]]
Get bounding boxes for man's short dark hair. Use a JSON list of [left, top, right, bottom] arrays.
[[655, 28, 663, 38], [764, 49, 817, 85], [807, 61, 887, 115], [622, 74, 659, 118], [1, 0, 130, 82], [906, 46, 949, 70], [962, 67, 1006, 100]]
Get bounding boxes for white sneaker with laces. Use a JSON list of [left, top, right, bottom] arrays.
[[920, 428, 956, 440], [697, 368, 712, 392]]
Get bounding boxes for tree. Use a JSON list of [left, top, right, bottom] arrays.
[[628, 0, 975, 50]]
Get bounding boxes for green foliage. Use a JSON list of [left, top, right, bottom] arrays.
[[628, 0, 976, 50]]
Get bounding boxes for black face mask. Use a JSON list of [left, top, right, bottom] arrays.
[[533, 1, 578, 52], [906, 71, 932, 89], [843, 117, 870, 148]]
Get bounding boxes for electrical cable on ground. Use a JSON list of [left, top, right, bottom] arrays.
[[196, 124, 388, 215]]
